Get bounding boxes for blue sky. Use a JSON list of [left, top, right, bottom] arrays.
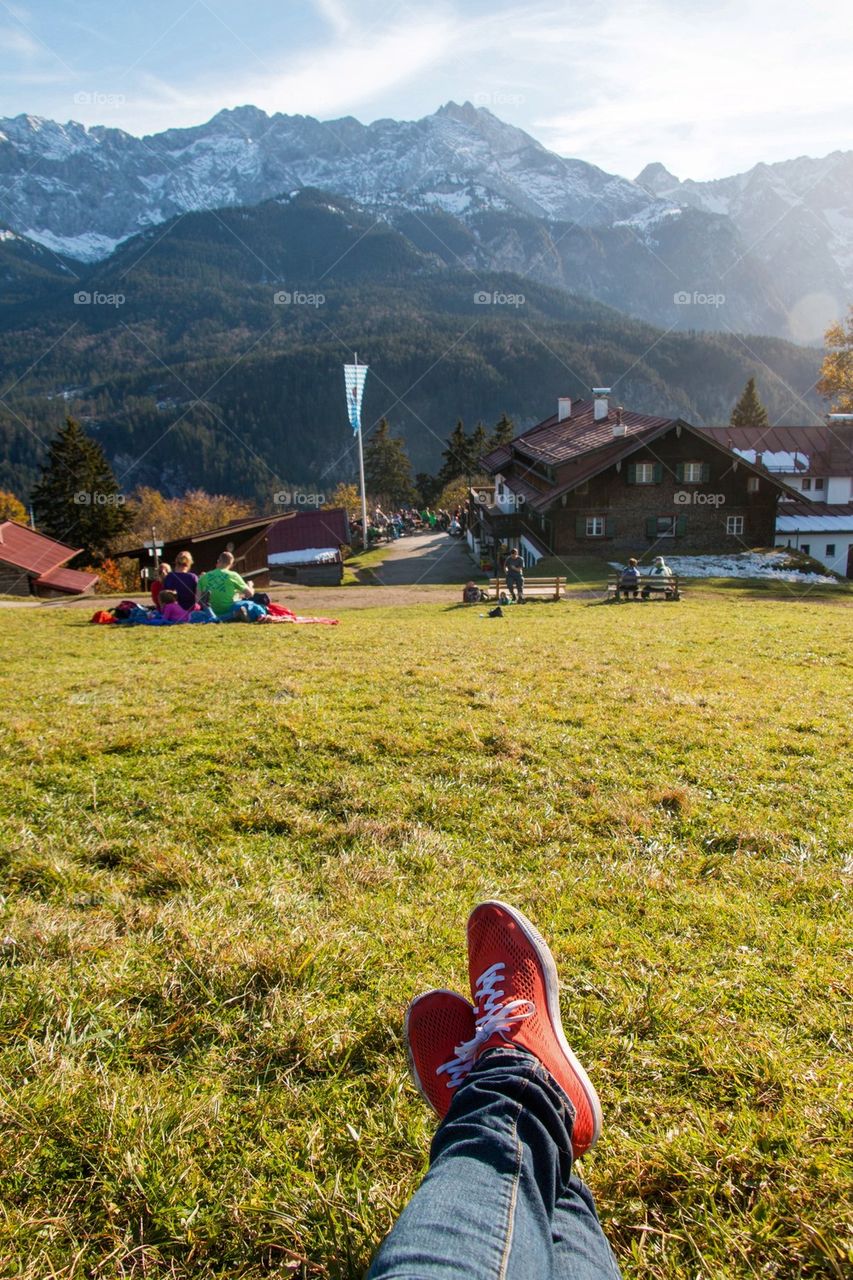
[[2, 0, 852, 179]]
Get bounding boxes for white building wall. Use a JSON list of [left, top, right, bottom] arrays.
[[826, 476, 852, 504], [776, 532, 853, 575]]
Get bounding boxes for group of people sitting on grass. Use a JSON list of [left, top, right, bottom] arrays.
[[147, 550, 285, 623], [617, 555, 676, 599]]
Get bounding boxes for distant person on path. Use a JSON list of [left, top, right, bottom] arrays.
[[641, 555, 675, 599], [151, 562, 171, 607], [367, 900, 621, 1280], [162, 550, 199, 611], [504, 547, 525, 602], [619, 557, 641, 600], [197, 551, 251, 617]]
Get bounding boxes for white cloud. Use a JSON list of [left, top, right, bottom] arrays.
[[0, 25, 41, 57]]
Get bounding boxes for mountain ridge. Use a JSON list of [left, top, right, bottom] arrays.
[[2, 102, 849, 341]]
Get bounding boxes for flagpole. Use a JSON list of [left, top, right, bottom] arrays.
[[354, 352, 369, 551]]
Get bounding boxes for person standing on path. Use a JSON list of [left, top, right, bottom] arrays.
[[504, 547, 525, 602]]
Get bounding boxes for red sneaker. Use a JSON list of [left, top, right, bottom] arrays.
[[405, 990, 476, 1119], [465, 901, 603, 1156]]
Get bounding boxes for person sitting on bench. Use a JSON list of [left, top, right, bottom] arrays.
[[619, 558, 641, 599], [641, 555, 675, 598]]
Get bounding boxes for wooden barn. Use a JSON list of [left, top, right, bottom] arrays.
[[0, 521, 98, 597]]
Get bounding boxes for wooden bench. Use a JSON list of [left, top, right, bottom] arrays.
[[491, 575, 564, 601], [606, 573, 682, 601]]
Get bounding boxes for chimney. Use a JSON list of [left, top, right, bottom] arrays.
[[612, 405, 626, 437], [557, 397, 572, 422], [592, 387, 611, 421]]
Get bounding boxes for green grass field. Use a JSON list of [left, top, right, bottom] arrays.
[[1, 593, 851, 1278]]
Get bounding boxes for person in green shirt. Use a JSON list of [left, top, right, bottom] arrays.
[[198, 551, 252, 617]]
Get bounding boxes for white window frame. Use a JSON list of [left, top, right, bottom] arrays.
[[726, 515, 744, 536], [825, 543, 836, 558], [586, 515, 605, 537], [802, 478, 812, 491], [747, 475, 759, 493], [634, 462, 656, 484], [814, 478, 825, 491], [656, 516, 677, 538], [682, 461, 704, 483]]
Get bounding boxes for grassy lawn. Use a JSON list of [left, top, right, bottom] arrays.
[[1, 595, 851, 1279]]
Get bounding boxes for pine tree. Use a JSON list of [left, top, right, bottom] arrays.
[[31, 417, 131, 562], [470, 421, 488, 465], [438, 419, 476, 487], [364, 418, 415, 506], [490, 412, 515, 449], [730, 377, 769, 428]]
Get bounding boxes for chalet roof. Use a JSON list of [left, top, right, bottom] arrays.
[[486, 400, 674, 469], [0, 520, 80, 576], [482, 400, 802, 510], [776, 501, 853, 532], [699, 425, 836, 474], [121, 511, 294, 558], [36, 565, 99, 593]]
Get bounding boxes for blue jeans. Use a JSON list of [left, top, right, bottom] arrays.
[[368, 1047, 621, 1279]]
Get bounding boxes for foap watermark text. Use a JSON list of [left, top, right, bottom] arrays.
[[474, 290, 525, 308], [674, 290, 726, 308], [274, 489, 325, 507], [674, 490, 726, 506], [274, 290, 325, 307]]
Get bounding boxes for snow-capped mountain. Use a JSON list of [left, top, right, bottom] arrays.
[[1, 101, 849, 340], [636, 151, 853, 341]]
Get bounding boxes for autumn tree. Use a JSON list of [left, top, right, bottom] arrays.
[[31, 417, 131, 562], [817, 306, 853, 411], [730, 376, 769, 429], [323, 482, 360, 513], [128, 487, 253, 542], [0, 490, 27, 523]]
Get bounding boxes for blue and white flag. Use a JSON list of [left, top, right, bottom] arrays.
[[344, 362, 368, 435]]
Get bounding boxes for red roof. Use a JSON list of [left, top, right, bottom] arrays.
[[700, 424, 834, 474], [36, 565, 99, 594], [0, 520, 80, 575], [267, 509, 350, 554], [483, 400, 675, 470]]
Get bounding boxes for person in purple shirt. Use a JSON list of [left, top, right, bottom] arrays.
[[162, 550, 199, 611]]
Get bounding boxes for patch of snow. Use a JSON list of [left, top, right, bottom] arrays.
[[734, 447, 810, 471], [610, 550, 836, 583], [23, 227, 125, 262]]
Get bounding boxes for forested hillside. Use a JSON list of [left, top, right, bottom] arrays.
[[1, 191, 823, 502]]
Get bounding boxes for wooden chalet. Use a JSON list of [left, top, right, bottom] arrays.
[[470, 393, 801, 565]]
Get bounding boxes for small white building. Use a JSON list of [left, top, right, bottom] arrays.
[[701, 417, 853, 576], [775, 504, 853, 576]]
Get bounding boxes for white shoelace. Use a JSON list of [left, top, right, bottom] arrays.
[[436, 962, 535, 1090]]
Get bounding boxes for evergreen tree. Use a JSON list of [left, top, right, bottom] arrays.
[[414, 472, 441, 506], [438, 419, 476, 488], [490, 412, 515, 449], [31, 417, 131, 562], [470, 421, 489, 465], [730, 377, 769, 428], [364, 418, 415, 506]]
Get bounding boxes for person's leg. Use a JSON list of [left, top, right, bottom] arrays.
[[369, 902, 618, 1280], [369, 1046, 576, 1280], [552, 1177, 623, 1278]]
